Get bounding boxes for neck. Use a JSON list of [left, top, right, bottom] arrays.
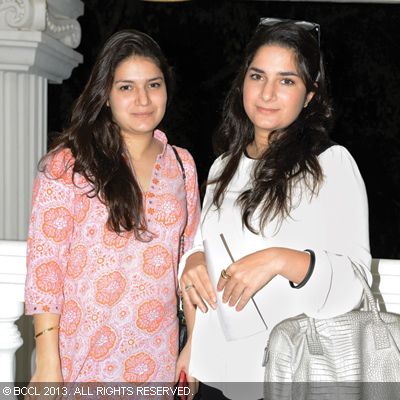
[[123, 132, 155, 161], [248, 132, 269, 159]]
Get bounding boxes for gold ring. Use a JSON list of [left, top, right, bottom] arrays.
[[184, 284, 195, 292], [221, 269, 231, 280]]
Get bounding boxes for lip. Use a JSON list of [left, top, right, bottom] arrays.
[[131, 112, 153, 117], [256, 106, 279, 114]]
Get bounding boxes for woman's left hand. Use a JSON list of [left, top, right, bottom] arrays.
[[217, 248, 280, 311], [217, 247, 310, 311]]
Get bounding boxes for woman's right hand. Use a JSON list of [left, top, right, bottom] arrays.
[[175, 341, 199, 399], [180, 251, 216, 313], [27, 364, 63, 400], [30, 366, 63, 383], [28, 333, 63, 400]]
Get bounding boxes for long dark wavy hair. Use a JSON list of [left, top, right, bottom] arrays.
[[211, 21, 333, 233], [41, 29, 174, 239]]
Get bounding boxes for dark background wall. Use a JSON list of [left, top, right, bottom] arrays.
[[48, 0, 400, 259]]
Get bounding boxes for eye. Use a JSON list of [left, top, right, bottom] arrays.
[[119, 84, 132, 91], [149, 81, 162, 89], [249, 73, 263, 81], [281, 78, 295, 86]]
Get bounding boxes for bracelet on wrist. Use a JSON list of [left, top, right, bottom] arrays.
[[289, 249, 315, 289], [35, 325, 59, 339]]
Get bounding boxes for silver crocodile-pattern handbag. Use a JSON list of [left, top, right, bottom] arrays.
[[264, 262, 400, 399]]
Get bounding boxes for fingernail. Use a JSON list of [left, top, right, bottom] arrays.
[[210, 302, 217, 310]]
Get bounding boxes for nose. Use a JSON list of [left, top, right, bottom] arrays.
[[261, 81, 276, 102], [135, 86, 150, 106]]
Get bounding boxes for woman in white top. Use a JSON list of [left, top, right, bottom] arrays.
[[175, 19, 371, 400]]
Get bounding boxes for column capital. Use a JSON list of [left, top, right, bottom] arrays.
[[0, 0, 84, 49], [0, 30, 82, 82]]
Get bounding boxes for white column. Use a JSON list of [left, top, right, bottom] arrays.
[[0, 71, 47, 241], [0, 240, 26, 382], [0, 0, 84, 383], [0, 0, 84, 241]]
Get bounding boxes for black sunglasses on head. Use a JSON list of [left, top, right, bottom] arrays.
[[258, 17, 321, 47]]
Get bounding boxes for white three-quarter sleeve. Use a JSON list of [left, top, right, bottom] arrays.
[[296, 145, 372, 318]]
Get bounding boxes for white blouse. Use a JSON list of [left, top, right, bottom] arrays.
[[179, 145, 371, 400]]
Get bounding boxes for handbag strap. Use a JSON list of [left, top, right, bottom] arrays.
[[306, 260, 391, 354], [350, 261, 378, 314], [171, 145, 186, 262], [171, 145, 187, 305]]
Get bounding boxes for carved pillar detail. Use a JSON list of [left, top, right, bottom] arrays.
[[0, 0, 82, 49]]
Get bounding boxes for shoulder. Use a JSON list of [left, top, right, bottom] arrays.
[[38, 147, 86, 190], [170, 145, 194, 163], [207, 153, 229, 180], [318, 144, 359, 171], [41, 147, 75, 179], [318, 144, 365, 186], [31, 149, 78, 209], [169, 146, 199, 187], [170, 145, 197, 171]]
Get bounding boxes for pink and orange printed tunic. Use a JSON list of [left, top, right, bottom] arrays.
[[25, 130, 200, 382]]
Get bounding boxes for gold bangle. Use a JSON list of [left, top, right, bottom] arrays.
[[35, 325, 59, 339]]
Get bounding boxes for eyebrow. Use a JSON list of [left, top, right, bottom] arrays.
[[248, 67, 300, 77], [114, 76, 164, 84]]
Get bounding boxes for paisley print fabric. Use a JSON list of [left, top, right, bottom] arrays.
[[25, 130, 201, 382]]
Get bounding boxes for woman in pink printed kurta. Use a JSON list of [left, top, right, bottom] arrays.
[[24, 30, 200, 383], [25, 133, 199, 381]]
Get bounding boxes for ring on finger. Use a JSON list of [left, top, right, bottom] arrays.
[[184, 284, 195, 292], [221, 269, 231, 280]]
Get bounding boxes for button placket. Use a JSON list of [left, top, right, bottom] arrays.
[[146, 162, 161, 224]]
